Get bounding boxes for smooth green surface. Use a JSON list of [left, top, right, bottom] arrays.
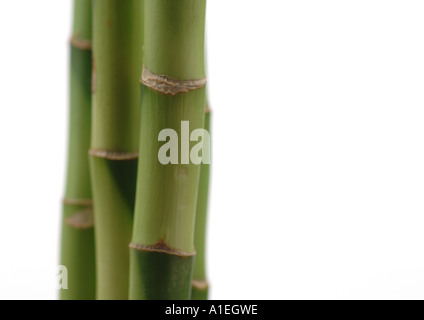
[[90, 158, 137, 299], [72, 0, 92, 41], [130, 250, 194, 300], [191, 286, 208, 300], [91, 0, 143, 300], [60, 0, 95, 300], [192, 110, 211, 300], [91, 0, 143, 151], [130, 0, 207, 300], [144, 0, 206, 80], [132, 86, 206, 252]]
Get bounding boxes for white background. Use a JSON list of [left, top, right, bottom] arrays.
[[1, 0, 424, 300]]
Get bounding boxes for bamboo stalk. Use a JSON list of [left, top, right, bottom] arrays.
[[60, 0, 95, 300], [129, 0, 207, 300], [90, 0, 143, 300], [191, 107, 211, 300]]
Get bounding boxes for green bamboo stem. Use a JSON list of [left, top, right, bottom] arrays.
[[90, 0, 143, 300], [129, 0, 207, 300], [60, 0, 95, 300], [191, 107, 211, 300]]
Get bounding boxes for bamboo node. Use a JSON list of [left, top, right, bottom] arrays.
[[65, 207, 94, 229], [89, 149, 139, 161], [63, 198, 93, 206], [205, 106, 211, 114], [129, 240, 196, 257], [192, 279, 209, 291], [140, 65, 207, 96], [70, 35, 92, 51]]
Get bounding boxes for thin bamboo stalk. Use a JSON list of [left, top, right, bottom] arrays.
[[129, 0, 207, 300], [60, 0, 95, 300], [90, 0, 143, 300], [191, 107, 211, 300]]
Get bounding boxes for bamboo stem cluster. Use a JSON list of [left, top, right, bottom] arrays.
[[61, 0, 211, 300]]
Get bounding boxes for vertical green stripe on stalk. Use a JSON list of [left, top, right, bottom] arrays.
[[60, 0, 95, 300], [91, 0, 143, 300], [129, 0, 207, 300], [192, 109, 211, 300]]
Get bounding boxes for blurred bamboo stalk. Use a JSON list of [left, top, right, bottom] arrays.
[[60, 0, 95, 300]]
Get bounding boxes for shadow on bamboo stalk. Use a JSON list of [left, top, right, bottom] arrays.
[[90, 0, 143, 300], [60, 0, 95, 300]]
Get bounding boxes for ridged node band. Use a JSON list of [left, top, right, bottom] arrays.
[[140, 65, 207, 96], [129, 240, 195, 258]]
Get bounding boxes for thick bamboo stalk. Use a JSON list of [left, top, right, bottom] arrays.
[[60, 0, 95, 300], [129, 0, 207, 300], [90, 0, 143, 300], [191, 107, 211, 300]]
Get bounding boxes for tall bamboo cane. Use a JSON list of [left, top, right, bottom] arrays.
[[129, 0, 207, 300], [60, 0, 95, 300], [191, 107, 211, 300], [90, 0, 143, 300]]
